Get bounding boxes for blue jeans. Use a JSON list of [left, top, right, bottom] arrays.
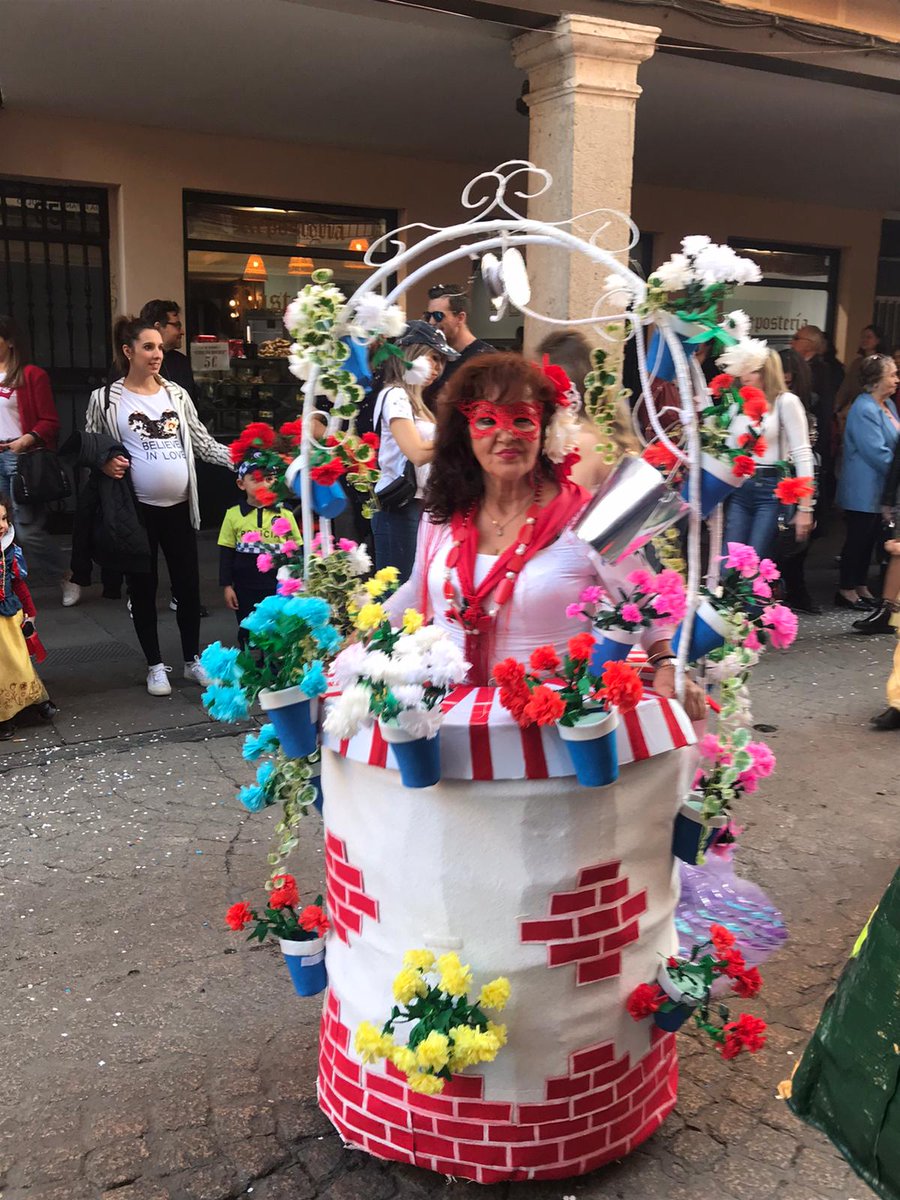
[[0, 449, 64, 584], [372, 500, 422, 585], [722, 470, 780, 559]]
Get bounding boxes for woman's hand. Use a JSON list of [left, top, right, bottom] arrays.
[[1, 433, 37, 454], [793, 510, 814, 541], [102, 454, 130, 479], [652, 662, 707, 721]]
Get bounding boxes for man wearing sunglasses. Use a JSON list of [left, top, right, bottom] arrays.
[[139, 299, 198, 403], [424, 283, 493, 398]]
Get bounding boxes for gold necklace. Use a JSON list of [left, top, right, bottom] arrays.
[[482, 491, 535, 537]]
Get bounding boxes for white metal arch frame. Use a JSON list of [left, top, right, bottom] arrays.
[[295, 161, 705, 699]]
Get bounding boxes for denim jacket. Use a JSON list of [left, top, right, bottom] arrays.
[[836, 393, 900, 513]]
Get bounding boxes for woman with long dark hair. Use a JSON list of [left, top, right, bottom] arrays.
[[85, 316, 233, 695], [0, 315, 68, 597]]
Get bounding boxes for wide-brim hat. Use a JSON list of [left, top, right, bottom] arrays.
[[398, 319, 459, 359]]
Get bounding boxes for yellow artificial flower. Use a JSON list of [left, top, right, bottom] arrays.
[[354, 1021, 394, 1064], [375, 566, 399, 586], [393, 966, 428, 1005], [478, 977, 511, 1012], [447, 1025, 481, 1071], [365, 577, 386, 599], [401, 608, 424, 634], [402, 948, 435, 972], [486, 1020, 508, 1051], [436, 952, 472, 998], [415, 1031, 450, 1072], [355, 602, 386, 632], [388, 1045, 417, 1074], [406, 1070, 445, 1095]]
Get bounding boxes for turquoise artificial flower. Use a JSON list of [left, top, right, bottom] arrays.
[[242, 723, 279, 762], [312, 624, 341, 654], [299, 660, 328, 698], [237, 783, 268, 813], [240, 594, 286, 635], [200, 641, 242, 685], [256, 761, 275, 788], [202, 683, 250, 723], [284, 595, 330, 628]]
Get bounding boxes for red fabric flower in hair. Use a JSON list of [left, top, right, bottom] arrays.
[[523, 685, 566, 726], [626, 982, 665, 1020], [567, 632, 595, 663], [601, 660, 644, 712], [225, 901, 254, 931], [298, 904, 329, 938], [739, 386, 768, 423], [732, 455, 756, 478], [529, 645, 561, 674], [268, 874, 300, 911], [541, 360, 573, 407], [774, 476, 814, 505], [709, 373, 735, 397]]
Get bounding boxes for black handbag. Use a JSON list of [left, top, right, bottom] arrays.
[[375, 459, 417, 512], [12, 448, 72, 506]]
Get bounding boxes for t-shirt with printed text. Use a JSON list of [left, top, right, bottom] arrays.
[[117, 387, 190, 506]]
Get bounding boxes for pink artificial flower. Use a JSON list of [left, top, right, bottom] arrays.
[[752, 578, 772, 600], [621, 603, 644, 624], [579, 585, 604, 605], [724, 542, 760, 580], [242, 530, 262, 544], [744, 628, 761, 652], [748, 741, 776, 777], [652, 590, 687, 623], [280, 539, 299, 555], [565, 603, 584, 620], [626, 570, 656, 594], [738, 771, 759, 794], [709, 821, 744, 861], [256, 553, 274, 573], [311, 532, 323, 550], [271, 516, 292, 537], [338, 538, 357, 552], [699, 733, 724, 761], [758, 558, 780, 583], [277, 577, 304, 596], [692, 768, 706, 788], [761, 603, 798, 649]]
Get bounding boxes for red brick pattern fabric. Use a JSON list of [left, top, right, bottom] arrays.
[[324, 830, 379, 945]]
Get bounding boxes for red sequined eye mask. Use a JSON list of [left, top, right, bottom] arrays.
[[459, 400, 542, 441]]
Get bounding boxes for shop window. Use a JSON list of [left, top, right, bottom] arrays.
[[183, 192, 396, 437], [727, 238, 839, 349]]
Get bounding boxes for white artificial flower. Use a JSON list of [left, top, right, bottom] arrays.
[[424, 638, 470, 688], [331, 642, 370, 691], [403, 355, 433, 386], [392, 684, 426, 708], [323, 683, 373, 740], [346, 545, 372, 576], [276, 566, 292, 583], [361, 650, 394, 684], [681, 234, 711, 258], [397, 706, 443, 741], [542, 406, 580, 464], [382, 306, 407, 337], [650, 253, 693, 292], [352, 292, 388, 329], [603, 272, 638, 309], [721, 310, 751, 340], [716, 338, 769, 377], [283, 297, 305, 332]]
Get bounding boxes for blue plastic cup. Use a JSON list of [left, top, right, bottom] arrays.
[[671, 600, 730, 663], [558, 710, 619, 788], [259, 688, 318, 759], [380, 722, 441, 789], [590, 630, 638, 674], [672, 800, 727, 865], [681, 453, 743, 519], [280, 937, 327, 997], [312, 481, 347, 519]]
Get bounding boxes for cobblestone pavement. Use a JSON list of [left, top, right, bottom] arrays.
[[1, 546, 897, 1200]]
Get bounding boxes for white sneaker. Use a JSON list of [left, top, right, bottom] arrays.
[[61, 581, 81, 607], [169, 596, 178, 612], [184, 656, 211, 686], [147, 663, 172, 696]]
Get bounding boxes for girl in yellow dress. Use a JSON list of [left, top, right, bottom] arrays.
[[0, 493, 53, 739]]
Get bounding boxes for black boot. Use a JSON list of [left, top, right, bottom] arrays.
[[853, 602, 896, 635], [870, 707, 900, 730]]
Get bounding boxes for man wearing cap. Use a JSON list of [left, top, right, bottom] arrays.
[[371, 319, 457, 582], [424, 284, 493, 400]]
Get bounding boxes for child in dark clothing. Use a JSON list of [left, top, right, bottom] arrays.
[[218, 459, 301, 645]]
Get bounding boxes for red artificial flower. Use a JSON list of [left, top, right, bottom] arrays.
[[361, 432, 380, 449], [530, 644, 561, 674], [738, 432, 768, 457], [709, 373, 735, 397], [298, 904, 329, 938], [311, 459, 345, 486], [719, 1034, 744, 1060], [493, 658, 527, 690], [567, 632, 595, 663], [268, 873, 300, 911], [774, 475, 814, 505], [542, 361, 573, 407], [225, 901, 254, 931], [710, 923, 736, 951], [255, 487, 277, 507], [720, 946, 748, 978], [643, 442, 680, 471], [500, 685, 530, 724], [279, 419, 303, 444], [722, 1012, 767, 1054], [739, 386, 768, 423], [732, 966, 763, 998], [601, 661, 644, 713], [626, 982, 665, 1021], [523, 685, 566, 727], [732, 455, 756, 478]]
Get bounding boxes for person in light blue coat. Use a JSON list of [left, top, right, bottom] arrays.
[[836, 354, 900, 610]]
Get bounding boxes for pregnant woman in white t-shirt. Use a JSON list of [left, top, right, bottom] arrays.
[[85, 316, 232, 696], [371, 320, 458, 583]]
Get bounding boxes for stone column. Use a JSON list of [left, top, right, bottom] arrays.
[[512, 14, 659, 351]]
